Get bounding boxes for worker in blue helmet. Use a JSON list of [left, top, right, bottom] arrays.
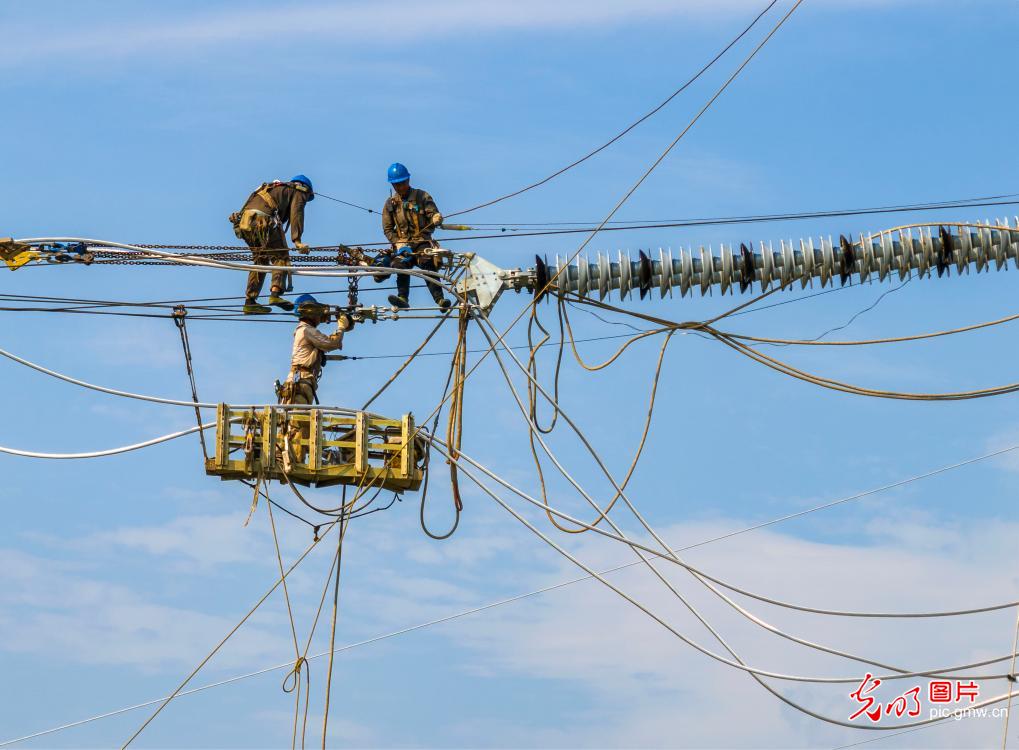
[[378, 163, 451, 310], [277, 293, 353, 406], [230, 175, 315, 314]]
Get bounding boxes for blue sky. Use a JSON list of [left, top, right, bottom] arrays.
[[2, 1, 1019, 747]]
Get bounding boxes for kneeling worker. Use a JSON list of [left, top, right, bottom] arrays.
[[380, 162, 450, 310], [279, 294, 353, 405], [232, 175, 315, 315]]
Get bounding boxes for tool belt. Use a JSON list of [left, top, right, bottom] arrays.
[[278, 368, 319, 405], [230, 208, 277, 246]]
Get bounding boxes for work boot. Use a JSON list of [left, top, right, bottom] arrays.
[[267, 294, 294, 311], [243, 299, 272, 315], [388, 294, 410, 309], [436, 298, 452, 311]]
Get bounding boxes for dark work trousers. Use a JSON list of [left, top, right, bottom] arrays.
[[244, 226, 289, 300], [395, 249, 444, 303]]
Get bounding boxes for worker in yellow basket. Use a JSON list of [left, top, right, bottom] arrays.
[[278, 294, 353, 405], [230, 175, 315, 314], [277, 294, 354, 464], [379, 162, 451, 311]]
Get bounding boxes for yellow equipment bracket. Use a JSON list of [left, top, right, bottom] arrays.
[[205, 404, 426, 492], [0, 238, 39, 270]]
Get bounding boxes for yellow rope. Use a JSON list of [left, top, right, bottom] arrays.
[[572, 294, 1019, 402], [724, 310, 1019, 347], [320, 510, 351, 749], [121, 515, 344, 748], [526, 287, 781, 534], [446, 302, 469, 512], [314, 465, 381, 747], [264, 484, 304, 750], [538, 328, 676, 533]]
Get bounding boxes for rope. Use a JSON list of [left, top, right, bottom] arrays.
[[240, 479, 320, 528], [172, 306, 209, 460], [446, 302, 469, 514], [551, 327, 674, 533], [121, 514, 344, 748], [264, 487, 303, 748], [572, 295, 1019, 402], [726, 309, 1019, 347], [446, 0, 781, 217], [519, 284, 780, 534], [295, 542, 341, 749], [419, 343, 460, 540], [716, 333, 1019, 401], [320, 509, 350, 749], [525, 306, 565, 434]]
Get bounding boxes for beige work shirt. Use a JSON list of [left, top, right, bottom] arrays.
[[290, 321, 343, 375]]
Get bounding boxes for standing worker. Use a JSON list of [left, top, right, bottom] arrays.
[[277, 294, 353, 465], [231, 175, 315, 314], [278, 294, 353, 405], [379, 163, 451, 310]]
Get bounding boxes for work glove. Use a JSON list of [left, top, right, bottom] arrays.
[[336, 312, 354, 332], [294, 241, 310, 254]]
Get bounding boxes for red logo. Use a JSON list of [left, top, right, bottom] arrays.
[[848, 677, 978, 722]]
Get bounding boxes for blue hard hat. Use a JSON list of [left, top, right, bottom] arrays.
[[387, 163, 410, 184], [293, 293, 319, 317], [290, 174, 314, 200]]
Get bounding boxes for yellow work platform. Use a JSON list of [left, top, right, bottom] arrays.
[[205, 404, 426, 492]]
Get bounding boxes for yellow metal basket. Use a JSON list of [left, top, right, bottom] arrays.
[[205, 404, 425, 491]]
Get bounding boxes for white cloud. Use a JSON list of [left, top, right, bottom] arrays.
[[85, 511, 267, 570], [0, 547, 289, 671]]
